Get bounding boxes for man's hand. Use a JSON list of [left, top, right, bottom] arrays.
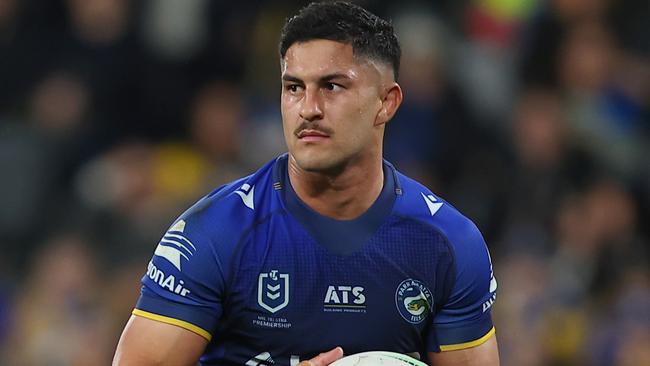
[[298, 347, 344, 366]]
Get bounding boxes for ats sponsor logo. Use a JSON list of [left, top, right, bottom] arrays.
[[323, 285, 366, 313]]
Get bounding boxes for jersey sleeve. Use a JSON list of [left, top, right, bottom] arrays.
[[133, 215, 225, 341], [428, 219, 497, 352]]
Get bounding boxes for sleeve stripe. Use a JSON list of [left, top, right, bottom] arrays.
[[132, 308, 212, 341], [439, 327, 495, 352]]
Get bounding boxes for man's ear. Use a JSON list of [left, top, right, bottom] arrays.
[[375, 83, 403, 126]]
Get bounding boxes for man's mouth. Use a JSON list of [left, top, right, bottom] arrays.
[[297, 129, 330, 140]]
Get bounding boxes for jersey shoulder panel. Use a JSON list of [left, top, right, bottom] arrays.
[[189, 162, 277, 244], [392, 172, 481, 246], [393, 171, 497, 351], [135, 158, 281, 339], [183, 157, 283, 264]]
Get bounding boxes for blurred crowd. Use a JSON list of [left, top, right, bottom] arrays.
[[0, 0, 648, 365]]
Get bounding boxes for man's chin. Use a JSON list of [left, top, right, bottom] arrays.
[[291, 153, 343, 174], [296, 159, 332, 173]]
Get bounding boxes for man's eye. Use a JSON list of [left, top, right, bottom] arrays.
[[286, 84, 302, 92], [325, 83, 341, 91]]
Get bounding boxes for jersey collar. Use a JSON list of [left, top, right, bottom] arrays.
[[272, 154, 400, 255]]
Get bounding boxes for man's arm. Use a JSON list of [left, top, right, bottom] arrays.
[[428, 335, 499, 366], [113, 315, 208, 366], [114, 316, 344, 366]]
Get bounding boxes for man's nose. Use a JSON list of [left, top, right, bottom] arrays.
[[299, 88, 323, 121]]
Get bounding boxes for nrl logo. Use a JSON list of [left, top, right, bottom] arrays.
[[258, 270, 290, 313]]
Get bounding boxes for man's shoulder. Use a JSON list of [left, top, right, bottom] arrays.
[[176, 157, 281, 240], [393, 171, 483, 251]]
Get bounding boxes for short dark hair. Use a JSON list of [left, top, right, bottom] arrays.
[[279, 1, 401, 80]]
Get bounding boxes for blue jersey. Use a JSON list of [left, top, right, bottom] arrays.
[[134, 154, 497, 365]]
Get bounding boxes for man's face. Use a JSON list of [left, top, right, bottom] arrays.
[[280, 39, 388, 173]]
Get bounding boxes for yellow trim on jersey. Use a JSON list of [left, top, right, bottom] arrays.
[[132, 308, 212, 341], [439, 327, 496, 352]]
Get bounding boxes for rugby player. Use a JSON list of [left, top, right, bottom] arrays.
[[113, 2, 499, 365]]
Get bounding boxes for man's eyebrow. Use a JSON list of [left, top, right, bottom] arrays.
[[319, 73, 351, 82], [282, 74, 303, 83], [281, 73, 352, 83]]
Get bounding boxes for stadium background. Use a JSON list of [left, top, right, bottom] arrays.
[[0, 0, 648, 364]]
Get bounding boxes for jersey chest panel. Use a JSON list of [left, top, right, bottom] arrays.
[[207, 213, 451, 365]]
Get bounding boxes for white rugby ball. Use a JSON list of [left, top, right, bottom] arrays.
[[330, 351, 427, 366]]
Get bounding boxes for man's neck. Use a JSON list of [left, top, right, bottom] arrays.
[[287, 155, 384, 220]]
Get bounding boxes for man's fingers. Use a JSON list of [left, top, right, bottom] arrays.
[[300, 347, 344, 366]]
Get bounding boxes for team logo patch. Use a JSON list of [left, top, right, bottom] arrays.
[[258, 270, 290, 313], [395, 279, 433, 324]]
